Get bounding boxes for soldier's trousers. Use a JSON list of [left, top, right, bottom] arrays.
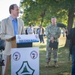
[[46, 42, 58, 63]]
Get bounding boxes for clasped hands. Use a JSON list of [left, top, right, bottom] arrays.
[[50, 36, 54, 43]]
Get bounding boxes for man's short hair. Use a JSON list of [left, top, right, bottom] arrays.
[[9, 4, 17, 14], [51, 16, 56, 19]]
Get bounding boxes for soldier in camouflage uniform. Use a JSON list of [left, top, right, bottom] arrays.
[[46, 17, 61, 67]]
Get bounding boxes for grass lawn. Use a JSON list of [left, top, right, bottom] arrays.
[[34, 35, 71, 75], [39, 45, 71, 75], [0, 34, 71, 75]]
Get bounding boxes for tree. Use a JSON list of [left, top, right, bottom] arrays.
[[20, 0, 75, 29]]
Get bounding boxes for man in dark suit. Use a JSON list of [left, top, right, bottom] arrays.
[[37, 25, 44, 43]]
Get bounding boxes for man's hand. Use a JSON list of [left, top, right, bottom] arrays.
[[6, 38, 12, 41], [50, 36, 54, 43], [64, 29, 68, 35], [6, 36, 15, 41]]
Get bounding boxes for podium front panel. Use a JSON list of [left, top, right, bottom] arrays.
[[17, 43, 32, 48], [11, 47, 39, 75]]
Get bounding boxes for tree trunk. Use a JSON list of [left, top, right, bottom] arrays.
[[40, 9, 46, 25], [40, 16, 44, 25], [65, 9, 74, 47]]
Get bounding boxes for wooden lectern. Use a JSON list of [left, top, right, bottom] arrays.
[[11, 36, 17, 48]]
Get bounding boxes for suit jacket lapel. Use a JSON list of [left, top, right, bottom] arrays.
[[8, 17, 14, 35]]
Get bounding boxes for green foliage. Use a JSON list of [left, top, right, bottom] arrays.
[[20, 0, 75, 27]]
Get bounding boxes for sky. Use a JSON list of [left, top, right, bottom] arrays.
[[0, 0, 20, 21]]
